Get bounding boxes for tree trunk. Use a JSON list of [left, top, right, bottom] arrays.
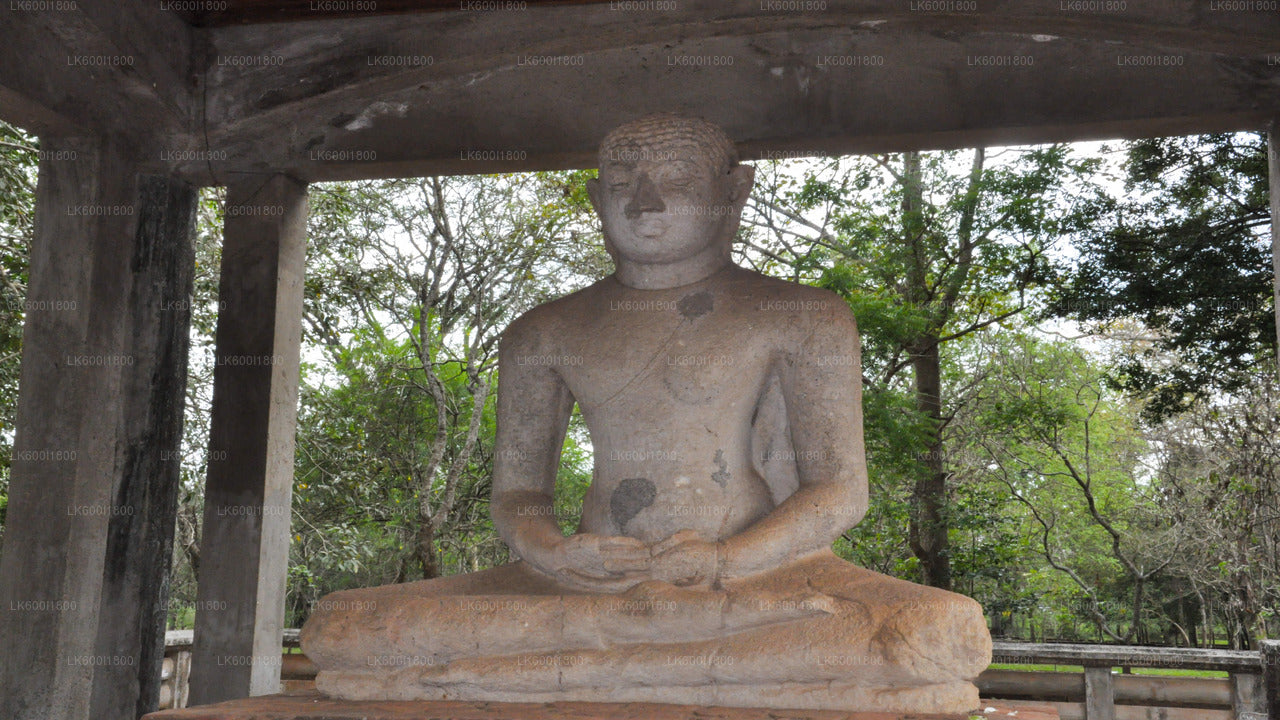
[[909, 337, 952, 590], [393, 552, 410, 584], [901, 150, 952, 592], [416, 520, 441, 579], [1183, 595, 1199, 647]]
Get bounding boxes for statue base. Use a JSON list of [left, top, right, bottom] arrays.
[[142, 691, 1059, 720]]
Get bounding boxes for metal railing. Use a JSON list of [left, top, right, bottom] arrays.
[[159, 632, 1279, 719]]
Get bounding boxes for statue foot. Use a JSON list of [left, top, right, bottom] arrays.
[[869, 591, 992, 683]]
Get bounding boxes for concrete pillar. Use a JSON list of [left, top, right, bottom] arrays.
[[1263, 639, 1279, 720], [1231, 670, 1266, 718], [188, 175, 307, 704], [0, 138, 197, 720], [1083, 665, 1116, 720]]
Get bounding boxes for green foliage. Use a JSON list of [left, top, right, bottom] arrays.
[[951, 329, 1185, 642], [748, 147, 1098, 587], [1147, 372, 1280, 647], [281, 171, 606, 625], [0, 121, 37, 546], [553, 409, 594, 535], [1048, 133, 1275, 420]]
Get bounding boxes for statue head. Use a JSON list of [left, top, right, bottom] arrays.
[[587, 113, 755, 270]]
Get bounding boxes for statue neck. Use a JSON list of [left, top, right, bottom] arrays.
[[612, 246, 733, 290]]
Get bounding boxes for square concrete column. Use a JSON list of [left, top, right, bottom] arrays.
[[1265, 640, 1280, 720], [188, 175, 307, 705], [0, 138, 198, 720]]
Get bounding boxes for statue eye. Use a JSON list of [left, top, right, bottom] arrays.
[[609, 180, 631, 191]]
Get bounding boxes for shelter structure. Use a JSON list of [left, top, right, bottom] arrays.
[[1, 2, 1279, 719]]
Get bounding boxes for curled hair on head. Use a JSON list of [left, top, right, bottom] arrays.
[[599, 113, 739, 174]]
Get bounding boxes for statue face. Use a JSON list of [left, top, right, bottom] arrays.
[[590, 139, 748, 266]]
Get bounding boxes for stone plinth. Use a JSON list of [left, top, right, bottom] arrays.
[[142, 692, 1058, 720]]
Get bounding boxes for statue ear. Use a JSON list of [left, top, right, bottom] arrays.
[[728, 164, 755, 205], [587, 176, 620, 260], [586, 176, 602, 214]]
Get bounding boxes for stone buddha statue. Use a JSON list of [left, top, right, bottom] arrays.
[[301, 113, 992, 714]]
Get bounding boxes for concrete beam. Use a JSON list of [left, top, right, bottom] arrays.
[[0, 138, 197, 720], [164, 0, 1280, 182], [0, 0, 194, 137], [189, 174, 307, 705]]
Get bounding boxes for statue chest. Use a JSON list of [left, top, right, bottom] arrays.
[[557, 313, 781, 416]]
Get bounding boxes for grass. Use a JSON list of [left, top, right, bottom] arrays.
[[987, 662, 1228, 678]]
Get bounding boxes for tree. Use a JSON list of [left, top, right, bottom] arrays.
[[0, 121, 38, 550], [298, 173, 604, 580], [1149, 371, 1280, 648], [1049, 133, 1275, 421], [218, 170, 609, 626], [963, 331, 1179, 643], [742, 146, 1096, 589]]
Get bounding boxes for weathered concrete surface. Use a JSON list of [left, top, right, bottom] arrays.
[[163, 0, 1280, 182], [0, 2, 192, 136], [0, 139, 197, 720], [189, 175, 308, 705], [301, 116, 991, 714], [4, 3, 1278, 182], [142, 691, 1059, 720], [1262, 641, 1280, 720], [92, 173, 199, 719]]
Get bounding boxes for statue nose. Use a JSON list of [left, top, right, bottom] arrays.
[[624, 174, 665, 219]]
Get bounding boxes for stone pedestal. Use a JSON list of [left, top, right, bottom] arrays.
[[142, 692, 1058, 720]]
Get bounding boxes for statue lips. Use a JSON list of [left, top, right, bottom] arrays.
[[630, 217, 666, 239]]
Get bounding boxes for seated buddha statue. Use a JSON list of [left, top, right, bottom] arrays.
[[300, 113, 992, 714]]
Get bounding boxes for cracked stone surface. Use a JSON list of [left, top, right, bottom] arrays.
[[299, 114, 993, 715]]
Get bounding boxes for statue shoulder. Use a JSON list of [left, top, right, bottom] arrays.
[[500, 279, 611, 352], [742, 271, 858, 335]]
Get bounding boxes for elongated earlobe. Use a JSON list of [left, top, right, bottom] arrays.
[[586, 177, 601, 214]]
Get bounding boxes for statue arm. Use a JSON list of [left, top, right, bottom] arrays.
[[489, 312, 577, 579], [718, 300, 869, 581]]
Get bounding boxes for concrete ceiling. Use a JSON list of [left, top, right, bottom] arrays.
[[168, 0, 610, 27], [2, 0, 1279, 183]]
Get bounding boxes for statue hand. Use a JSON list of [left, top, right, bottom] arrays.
[[649, 530, 719, 589], [550, 534, 651, 593]]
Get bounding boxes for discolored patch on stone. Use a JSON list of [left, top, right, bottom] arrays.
[[711, 449, 731, 488], [677, 291, 714, 318], [610, 477, 657, 530]]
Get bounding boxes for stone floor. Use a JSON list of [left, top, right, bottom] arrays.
[[142, 692, 1059, 720]]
